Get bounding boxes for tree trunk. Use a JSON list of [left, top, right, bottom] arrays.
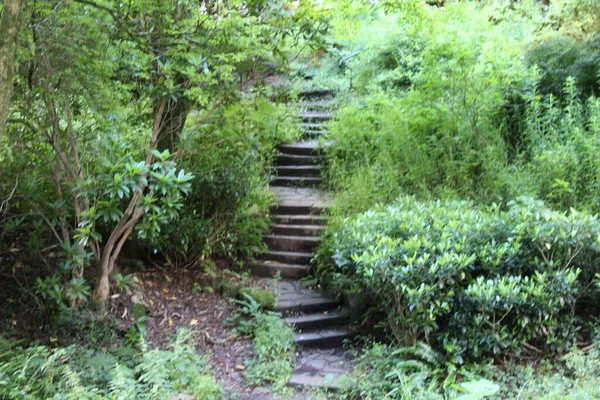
[[0, 0, 24, 137], [156, 95, 189, 153]]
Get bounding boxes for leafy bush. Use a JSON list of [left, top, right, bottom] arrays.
[[157, 97, 300, 266], [526, 34, 600, 99], [0, 330, 221, 400], [320, 196, 600, 360]]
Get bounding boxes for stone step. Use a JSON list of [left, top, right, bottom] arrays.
[[259, 250, 313, 265], [278, 142, 323, 156], [271, 224, 324, 236], [263, 234, 321, 252], [271, 214, 328, 225], [276, 153, 323, 166], [275, 297, 338, 316], [297, 100, 333, 109], [287, 350, 352, 392], [288, 372, 347, 391], [300, 111, 333, 122], [301, 122, 328, 131], [271, 176, 322, 187], [299, 89, 334, 99], [249, 261, 308, 279], [293, 329, 352, 349], [304, 130, 328, 137], [284, 312, 341, 331], [270, 204, 327, 215], [275, 165, 322, 178]]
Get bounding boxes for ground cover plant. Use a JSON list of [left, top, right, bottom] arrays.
[[0, 329, 222, 400]]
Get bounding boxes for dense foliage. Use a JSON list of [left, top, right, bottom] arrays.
[[321, 196, 600, 360], [319, 0, 600, 215]]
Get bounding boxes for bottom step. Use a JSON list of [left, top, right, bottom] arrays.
[[288, 350, 353, 391], [288, 372, 349, 391]]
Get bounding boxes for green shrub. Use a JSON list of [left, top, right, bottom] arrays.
[[157, 97, 300, 266], [526, 34, 600, 99], [320, 196, 600, 360], [0, 329, 221, 399]]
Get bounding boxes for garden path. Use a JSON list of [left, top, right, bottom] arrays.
[[249, 90, 354, 393]]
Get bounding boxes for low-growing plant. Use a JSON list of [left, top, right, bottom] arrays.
[[228, 295, 295, 391], [0, 329, 221, 399], [337, 341, 499, 400]]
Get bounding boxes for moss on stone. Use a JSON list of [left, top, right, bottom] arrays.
[[239, 287, 276, 309]]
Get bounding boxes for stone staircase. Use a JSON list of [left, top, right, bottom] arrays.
[[250, 90, 353, 391]]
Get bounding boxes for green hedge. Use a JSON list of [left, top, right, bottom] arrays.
[[321, 196, 600, 361]]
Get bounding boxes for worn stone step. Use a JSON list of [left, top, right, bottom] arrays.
[[300, 111, 333, 122], [301, 122, 328, 131], [271, 224, 324, 236], [271, 214, 328, 225], [299, 89, 334, 99], [263, 234, 321, 252], [294, 329, 352, 349], [288, 350, 352, 391], [285, 312, 341, 331], [259, 250, 313, 265], [297, 100, 333, 109], [249, 261, 308, 279], [271, 176, 322, 187], [304, 130, 328, 137], [278, 142, 323, 156], [275, 297, 338, 316], [288, 372, 347, 391], [276, 153, 323, 166], [271, 204, 327, 215], [275, 165, 322, 178]]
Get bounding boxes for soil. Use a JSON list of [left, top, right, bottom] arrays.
[[107, 265, 271, 399]]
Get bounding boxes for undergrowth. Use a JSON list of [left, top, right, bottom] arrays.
[[0, 329, 221, 400], [228, 294, 295, 392]]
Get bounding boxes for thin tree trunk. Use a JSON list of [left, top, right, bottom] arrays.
[[93, 97, 167, 303], [0, 0, 24, 137]]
